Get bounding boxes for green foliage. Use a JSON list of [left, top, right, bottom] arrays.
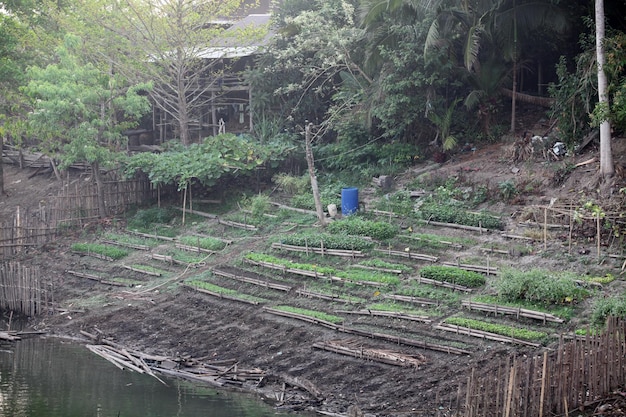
[[245, 252, 336, 275], [327, 216, 398, 240], [366, 302, 431, 316], [444, 317, 547, 341], [123, 134, 285, 190], [419, 266, 486, 288], [416, 203, 503, 229], [276, 232, 374, 251], [246, 194, 271, 218], [334, 269, 400, 285], [358, 259, 412, 274], [374, 191, 414, 216], [71, 243, 129, 260], [495, 269, 590, 305], [178, 236, 227, 251], [22, 34, 151, 168], [272, 173, 310, 195], [273, 305, 343, 324], [127, 207, 179, 232], [591, 296, 626, 327], [498, 180, 517, 201]]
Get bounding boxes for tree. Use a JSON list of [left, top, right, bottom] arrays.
[[594, 0, 613, 178], [23, 34, 151, 217], [249, 0, 368, 131], [70, 0, 262, 146]]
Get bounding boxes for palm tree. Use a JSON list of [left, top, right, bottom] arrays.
[[424, 0, 570, 133]]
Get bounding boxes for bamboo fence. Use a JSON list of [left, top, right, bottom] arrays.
[[1, 176, 154, 258], [0, 262, 49, 316], [460, 316, 626, 417]]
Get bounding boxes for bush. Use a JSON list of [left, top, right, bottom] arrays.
[[495, 269, 590, 305], [591, 296, 626, 327], [327, 217, 398, 240], [419, 265, 486, 288]]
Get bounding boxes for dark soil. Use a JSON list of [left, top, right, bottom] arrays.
[[1, 129, 626, 417]]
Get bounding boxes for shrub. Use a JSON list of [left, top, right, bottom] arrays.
[[591, 296, 626, 327], [272, 173, 309, 195], [327, 217, 398, 240], [419, 265, 486, 288], [495, 269, 590, 305]]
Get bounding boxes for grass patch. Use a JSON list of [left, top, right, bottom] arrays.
[[126, 207, 181, 236], [71, 243, 129, 260], [415, 201, 504, 230], [445, 317, 547, 341], [273, 305, 343, 324]]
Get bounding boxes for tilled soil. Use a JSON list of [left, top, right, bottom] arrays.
[[2, 135, 626, 416]]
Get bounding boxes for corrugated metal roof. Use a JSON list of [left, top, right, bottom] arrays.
[[198, 14, 273, 59]]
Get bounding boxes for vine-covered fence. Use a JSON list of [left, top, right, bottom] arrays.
[[0, 262, 49, 316], [461, 316, 626, 417], [1, 176, 154, 258]]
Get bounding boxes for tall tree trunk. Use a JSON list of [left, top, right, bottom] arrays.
[[305, 123, 326, 227], [0, 140, 4, 196], [510, 59, 517, 133], [92, 161, 107, 218], [595, 0, 614, 178]]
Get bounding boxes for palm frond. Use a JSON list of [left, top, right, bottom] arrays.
[[463, 23, 483, 71]]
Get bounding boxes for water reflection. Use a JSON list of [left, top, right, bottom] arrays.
[[0, 337, 293, 417]]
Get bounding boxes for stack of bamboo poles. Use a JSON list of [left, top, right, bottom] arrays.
[[0, 262, 48, 316]]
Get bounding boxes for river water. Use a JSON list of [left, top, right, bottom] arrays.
[[0, 337, 297, 417]]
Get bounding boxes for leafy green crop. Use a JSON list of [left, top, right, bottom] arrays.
[[495, 269, 590, 305], [445, 317, 547, 341], [71, 243, 129, 260], [327, 217, 398, 240], [179, 235, 227, 251], [416, 201, 503, 230], [276, 232, 374, 251], [419, 265, 486, 288], [358, 259, 412, 273]]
